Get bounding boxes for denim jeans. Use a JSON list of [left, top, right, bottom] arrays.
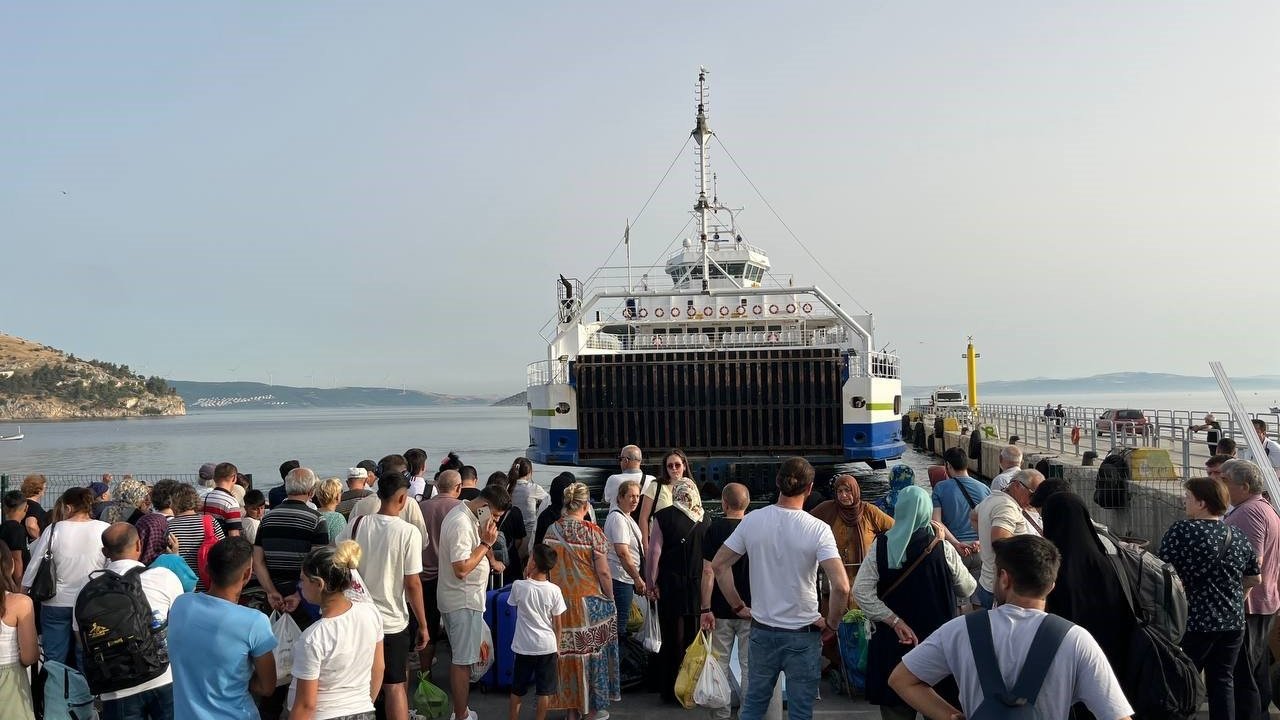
[[101, 684, 175, 720], [41, 604, 79, 668], [740, 625, 821, 720], [709, 618, 784, 720], [612, 580, 635, 640], [1182, 628, 1243, 720], [972, 584, 995, 610]]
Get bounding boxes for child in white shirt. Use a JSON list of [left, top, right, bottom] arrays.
[[508, 544, 567, 720]]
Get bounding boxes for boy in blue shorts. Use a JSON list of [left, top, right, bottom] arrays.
[[508, 544, 567, 720]]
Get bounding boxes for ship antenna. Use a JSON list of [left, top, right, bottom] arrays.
[[693, 66, 713, 293]]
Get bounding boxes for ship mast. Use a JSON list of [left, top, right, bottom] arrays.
[[692, 67, 713, 293]]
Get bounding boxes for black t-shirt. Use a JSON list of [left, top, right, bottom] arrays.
[[458, 487, 482, 502], [702, 517, 751, 619], [23, 501, 48, 535], [0, 519, 28, 568], [498, 506, 527, 584]]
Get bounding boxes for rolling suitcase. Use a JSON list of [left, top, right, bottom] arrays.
[[481, 574, 517, 691]]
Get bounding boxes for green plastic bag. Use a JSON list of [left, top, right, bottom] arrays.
[[413, 672, 449, 719]]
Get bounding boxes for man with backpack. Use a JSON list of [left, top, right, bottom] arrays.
[[889, 535, 1133, 720], [75, 522, 183, 719]]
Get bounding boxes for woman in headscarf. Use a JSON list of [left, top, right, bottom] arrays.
[[644, 478, 708, 705], [638, 448, 690, 549], [879, 464, 915, 515], [535, 472, 577, 545], [853, 486, 974, 720], [810, 474, 894, 602], [136, 511, 196, 592], [1041, 493, 1136, 720]]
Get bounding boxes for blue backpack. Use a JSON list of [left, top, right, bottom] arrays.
[[40, 660, 98, 720], [965, 611, 1071, 719]]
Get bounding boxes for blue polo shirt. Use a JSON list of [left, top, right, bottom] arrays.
[[932, 476, 990, 542], [169, 592, 276, 720]]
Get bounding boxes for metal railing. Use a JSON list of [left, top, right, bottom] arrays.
[[0, 473, 203, 501], [526, 359, 569, 387], [583, 326, 854, 352]]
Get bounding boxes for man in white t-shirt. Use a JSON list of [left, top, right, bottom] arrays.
[[603, 445, 652, 513], [973, 469, 1043, 609], [1241, 418, 1280, 470], [890, 535, 1133, 720], [989, 445, 1023, 493], [341, 471, 427, 720], [438, 484, 510, 720], [710, 457, 846, 720], [77, 522, 184, 718], [349, 454, 429, 547]]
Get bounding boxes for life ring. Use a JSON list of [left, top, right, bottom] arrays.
[[652, 336, 664, 348], [704, 306, 714, 317], [638, 308, 648, 318], [622, 307, 635, 319], [654, 308, 664, 318], [719, 306, 730, 317], [786, 303, 796, 314], [1071, 426, 1081, 445], [733, 307, 746, 317], [752, 304, 763, 316], [671, 307, 681, 318], [769, 304, 779, 314], [801, 302, 813, 313], [766, 332, 780, 343]]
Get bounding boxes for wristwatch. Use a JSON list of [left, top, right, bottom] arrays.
[[700, 607, 712, 614]]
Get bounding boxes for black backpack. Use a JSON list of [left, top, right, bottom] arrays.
[[965, 610, 1071, 719], [74, 567, 169, 695], [1093, 448, 1132, 509]]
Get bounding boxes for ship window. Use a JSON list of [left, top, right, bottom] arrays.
[[727, 263, 745, 277]]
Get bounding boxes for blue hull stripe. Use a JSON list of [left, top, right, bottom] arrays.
[[843, 421, 906, 461], [527, 427, 579, 465]]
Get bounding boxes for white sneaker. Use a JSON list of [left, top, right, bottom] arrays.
[[595, 712, 611, 720], [449, 710, 477, 720]]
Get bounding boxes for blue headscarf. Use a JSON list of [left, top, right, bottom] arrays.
[[884, 485, 933, 569], [880, 464, 915, 514]]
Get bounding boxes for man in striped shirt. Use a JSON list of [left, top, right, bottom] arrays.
[[251, 467, 328, 624], [202, 462, 244, 537]]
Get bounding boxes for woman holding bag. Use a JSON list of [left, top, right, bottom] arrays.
[[853, 485, 975, 720], [645, 479, 708, 706], [21, 487, 109, 667]]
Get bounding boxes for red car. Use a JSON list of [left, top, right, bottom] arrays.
[[1096, 409, 1152, 436]]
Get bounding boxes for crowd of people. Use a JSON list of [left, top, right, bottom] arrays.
[[0, 431, 1278, 720]]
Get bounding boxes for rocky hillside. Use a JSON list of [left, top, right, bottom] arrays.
[[0, 333, 186, 420]]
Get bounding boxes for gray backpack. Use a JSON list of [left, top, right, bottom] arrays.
[[965, 610, 1071, 719]]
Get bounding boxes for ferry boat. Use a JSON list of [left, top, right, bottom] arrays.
[[524, 70, 906, 486]]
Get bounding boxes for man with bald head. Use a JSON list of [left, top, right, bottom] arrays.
[[604, 444, 652, 514], [76, 522, 183, 718], [418, 469, 464, 678]]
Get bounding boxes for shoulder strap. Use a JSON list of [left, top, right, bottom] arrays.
[[1009, 614, 1072, 703], [953, 479, 979, 510], [1021, 509, 1043, 536], [1218, 524, 1233, 561], [966, 611, 1010, 702], [352, 514, 365, 542], [882, 535, 942, 600]]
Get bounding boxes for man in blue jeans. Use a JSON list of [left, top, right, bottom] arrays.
[[710, 458, 847, 720]]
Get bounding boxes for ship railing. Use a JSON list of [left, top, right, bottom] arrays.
[[846, 351, 900, 380], [582, 326, 855, 352], [526, 359, 569, 387]]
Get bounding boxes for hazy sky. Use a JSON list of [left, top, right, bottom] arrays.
[[5, 3, 1278, 395]]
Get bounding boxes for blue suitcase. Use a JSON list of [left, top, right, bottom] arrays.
[[481, 577, 517, 690]]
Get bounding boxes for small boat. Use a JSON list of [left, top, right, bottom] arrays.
[[1270, 406, 1280, 414], [0, 426, 22, 441]]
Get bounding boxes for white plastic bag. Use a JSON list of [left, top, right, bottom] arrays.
[[270, 611, 302, 686], [469, 622, 495, 681], [641, 599, 662, 653], [693, 645, 731, 708]]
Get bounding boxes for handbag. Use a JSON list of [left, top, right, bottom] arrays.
[[29, 523, 57, 602]]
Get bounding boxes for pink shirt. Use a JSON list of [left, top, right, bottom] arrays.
[[1224, 494, 1280, 615], [419, 496, 463, 581]]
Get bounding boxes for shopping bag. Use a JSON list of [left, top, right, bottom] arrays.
[[641, 599, 662, 653], [627, 597, 645, 634], [837, 608, 871, 692], [270, 611, 302, 686], [469, 622, 495, 682], [675, 629, 711, 709], [693, 643, 732, 708], [413, 672, 450, 719]]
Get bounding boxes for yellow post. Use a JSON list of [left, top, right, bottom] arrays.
[[962, 336, 980, 410]]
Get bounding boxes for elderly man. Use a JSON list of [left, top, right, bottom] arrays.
[[972, 469, 1043, 609], [603, 444, 652, 513], [1222, 459, 1280, 720], [988, 445, 1023, 493], [251, 467, 329, 624], [350, 454, 428, 544], [337, 467, 374, 518]]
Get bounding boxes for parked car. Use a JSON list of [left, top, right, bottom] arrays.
[[1096, 408, 1151, 436]]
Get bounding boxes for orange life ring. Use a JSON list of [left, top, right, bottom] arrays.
[[801, 302, 813, 313], [671, 307, 681, 318], [752, 304, 763, 315], [769, 304, 779, 314], [786, 303, 796, 313], [638, 308, 648, 318], [719, 306, 730, 317], [654, 308, 664, 318], [703, 306, 714, 317], [1071, 426, 1081, 445]]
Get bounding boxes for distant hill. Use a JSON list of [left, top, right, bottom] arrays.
[[905, 372, 1280, 398], [493, 391, 527, 407], [0, 332, 185, 419], [171, 381, 492, 410]]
